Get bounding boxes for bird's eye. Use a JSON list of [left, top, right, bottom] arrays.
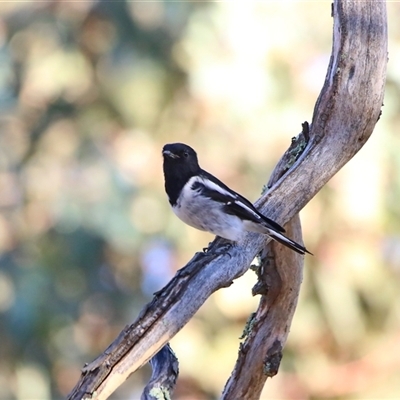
[[183, 151, 189, 158]]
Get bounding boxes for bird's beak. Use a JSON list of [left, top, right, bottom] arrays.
[[162, 150, 179, 159]]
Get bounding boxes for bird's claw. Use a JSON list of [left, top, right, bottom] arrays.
[[208, 240, 235, 258]]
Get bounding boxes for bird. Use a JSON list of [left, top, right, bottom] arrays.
[[162, 143, 311, 255]]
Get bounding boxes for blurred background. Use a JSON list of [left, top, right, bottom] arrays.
[[0, 1, 399, 399]]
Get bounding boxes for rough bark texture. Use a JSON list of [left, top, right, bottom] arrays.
[[222, 1, 387, 398], [221, 127, 309, 399], [67, 1, 387, 399], [140, 344, 179, 400]]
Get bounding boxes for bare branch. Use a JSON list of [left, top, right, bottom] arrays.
[[223, 1, 387, 398], [222, 121, 309, 399], [222, 218, 304, 399], [67, 1, 387, 399], [141, 344, 179, 400]]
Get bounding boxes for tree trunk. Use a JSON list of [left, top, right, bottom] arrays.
[[67, 1, 387, 399]]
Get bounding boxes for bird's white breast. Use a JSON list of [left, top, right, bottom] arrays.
[[172, 176, 244, 241]]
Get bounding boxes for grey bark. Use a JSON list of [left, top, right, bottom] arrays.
[[67, 1, 387, 399], [222, 1, 387, 398], [140, 344, 179, 400]]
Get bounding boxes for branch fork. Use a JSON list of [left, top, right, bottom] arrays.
[[68, 1, 387, 399]]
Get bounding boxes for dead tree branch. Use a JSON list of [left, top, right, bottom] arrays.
[[222, 1, 387, 398], [140, 344, 179, 400], [67, 0, 387, 399]]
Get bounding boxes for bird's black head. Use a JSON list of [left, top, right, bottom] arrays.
[[162, 143, 201, 205], [162, 143, 200, 173], [162, 143, 198, 164]]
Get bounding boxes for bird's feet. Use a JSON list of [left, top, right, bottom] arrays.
[[204, 237, 235, 257]]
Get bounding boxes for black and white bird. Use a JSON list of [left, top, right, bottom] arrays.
[[162, 143, 311, 255]]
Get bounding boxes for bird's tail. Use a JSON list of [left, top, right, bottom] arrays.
[[267, 230, 312, 255]]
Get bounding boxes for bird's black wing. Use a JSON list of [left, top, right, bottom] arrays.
[[192, 170, 286, 233]]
